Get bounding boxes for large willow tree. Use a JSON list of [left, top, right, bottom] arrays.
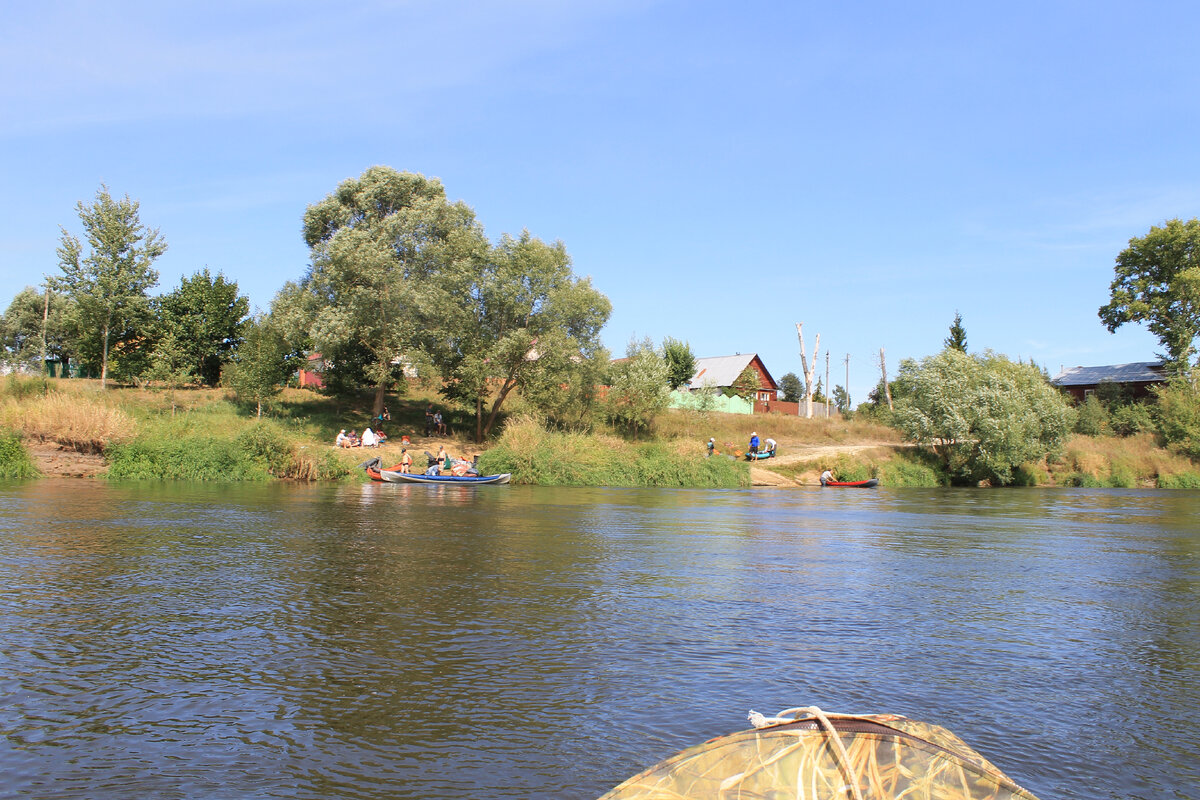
[[295, 167, 484, 416], [433, 230, 611, 441]]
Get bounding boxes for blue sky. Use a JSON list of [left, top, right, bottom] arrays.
[[3, 0, 1198, 404]]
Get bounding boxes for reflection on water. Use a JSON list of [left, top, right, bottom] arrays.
[[0, 481, 1197, 799]]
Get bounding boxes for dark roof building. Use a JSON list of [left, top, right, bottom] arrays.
[[1051, 361, 1166, 402]]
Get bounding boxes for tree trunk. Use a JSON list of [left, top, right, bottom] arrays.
[[373, 379, 386, 419], [795, 323, 820, 418], [475, 396, 483, 443], [482, 376, 519, 440], [879, 347, 893, 410], [257, 400, 263, 418], [100, 323, 110, 390]]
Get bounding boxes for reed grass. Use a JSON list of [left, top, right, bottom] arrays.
[[0, 391, 136, 454], [479, 414, 749, 487], [1051, 433, 1197, 488]]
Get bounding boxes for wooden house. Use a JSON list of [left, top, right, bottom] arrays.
[[1051, 361, 1166, 402]]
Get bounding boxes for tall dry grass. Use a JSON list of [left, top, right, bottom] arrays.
[[654, 407, 902, 449], [1, 392, 136, 454], [1052, 433, 1197, 486]]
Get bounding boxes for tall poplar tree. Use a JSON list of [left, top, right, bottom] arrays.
[[53, 186, 166, 388]]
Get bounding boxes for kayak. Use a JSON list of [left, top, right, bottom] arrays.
[[744, 449, 777, 460], [599, 706, 1040, 800], [824, 478, 878, 488], [378, 470, 511, 485]]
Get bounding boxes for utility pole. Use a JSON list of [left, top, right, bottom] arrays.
[[844, 353, 850, 412], [825, 351, 831, 417]]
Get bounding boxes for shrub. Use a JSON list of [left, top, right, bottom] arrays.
[[1158, 471, 1200, 489], [1074, 394, 1108, 436], [0, 432, 38, 479], [106, 437, 271, 481], [1109, 402, 1154, 436]]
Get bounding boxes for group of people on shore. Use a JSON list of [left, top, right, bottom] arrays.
[[706, 432, 777, 458], [337, 427, 392, 448]]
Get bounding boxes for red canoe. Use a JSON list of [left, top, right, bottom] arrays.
[[824, 478, 879, 488]]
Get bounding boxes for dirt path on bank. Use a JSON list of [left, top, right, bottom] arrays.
[[749, 441, 911, 487]]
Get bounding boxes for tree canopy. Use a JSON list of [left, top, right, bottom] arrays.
[[155, 269, 249, 385], [779, 372, 804, 403], [294, 167, 482, 414], [606, 337, 670, 435], [0, 286, 77, 372], [894, 349, 1075, 485], [661, 337, 697, 390], [433, 230, 611, 440], [1099, 218, 1200, 369], [52, 186, 166, 387]]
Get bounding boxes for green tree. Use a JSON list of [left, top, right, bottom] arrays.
[[224, 315, 289, 418], [1152, 370, 1200, 459], [297, 167, 481, 416], [779, 372, 804, 403], [729, 365, 759, 401], [833, 384, 851, 414], [52, 186, 166, 388], [894, 349, 1075, 485], [945, 311, 967, 353], [156, 269, 249, 385], [0, 286, 77, 372], [431, 230, 611, 441], [1099, 218, 1200, 369], [142, 330, 196, 415], [661, 337, 697, 390], [606, 337, 670, 435]]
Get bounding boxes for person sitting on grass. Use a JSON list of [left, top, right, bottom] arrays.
[[336, 429, 348, 447], [361, 428, 377, 448]]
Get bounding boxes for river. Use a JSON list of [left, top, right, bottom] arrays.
[[0, 481, 1196, 799]]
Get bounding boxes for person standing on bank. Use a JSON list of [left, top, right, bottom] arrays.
[[749, 431, 760, 456], [706, 437, 715, 457]]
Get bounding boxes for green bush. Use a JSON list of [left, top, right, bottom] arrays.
[[1011, 462, 1049, 487], [878, 457, 943, 487], [1109, 402, 1154, 436], [0, 432, 38, 479], [106, 437, 271, 481], [235, 423, 293, 475], [1157, 471, 1200, 489], [1074, 394, 1108, 435]]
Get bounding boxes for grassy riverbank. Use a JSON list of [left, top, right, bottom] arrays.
[[2, 374, 1198, 487]]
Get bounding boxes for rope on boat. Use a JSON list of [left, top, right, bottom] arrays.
[[747, 706, 866, 800]]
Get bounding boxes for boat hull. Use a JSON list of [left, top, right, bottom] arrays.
[[825, 478, 878, 488], [378, 470, 512, 485], [599, 708, 1039, 799]]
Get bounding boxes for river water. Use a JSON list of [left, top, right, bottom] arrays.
[[0, 481, 1196, 800]]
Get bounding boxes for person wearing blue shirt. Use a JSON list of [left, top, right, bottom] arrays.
[[749, 431, 760, 456]]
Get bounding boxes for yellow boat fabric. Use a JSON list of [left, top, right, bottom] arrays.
[[599, 711, 1041, 800]]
